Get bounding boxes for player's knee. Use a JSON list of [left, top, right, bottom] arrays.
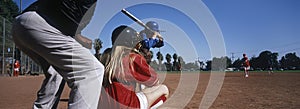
[[160, 84, 169, 97]]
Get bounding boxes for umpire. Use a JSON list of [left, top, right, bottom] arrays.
[[12, 0, 104, 109]]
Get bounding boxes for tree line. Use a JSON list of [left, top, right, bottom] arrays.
[[231, 50, 300, 71], [94, 37, 300, 71], [209, 50, 300, 71], [153, 50, 300, 71], [93, 38, 184, 71]]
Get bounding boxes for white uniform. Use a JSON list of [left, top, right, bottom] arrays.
[[12, 10, 103, 109]]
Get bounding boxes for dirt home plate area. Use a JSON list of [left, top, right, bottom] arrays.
[[0, 72, 299, 109]]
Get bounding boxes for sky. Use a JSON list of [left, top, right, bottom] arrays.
[[203, 0, 300, 60], [13, 0, 300, 63]]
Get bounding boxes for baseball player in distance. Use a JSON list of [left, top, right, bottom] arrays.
[[242, 53, 251, 77], [99, 25, 169, 109], [13, 60, 20, 77]]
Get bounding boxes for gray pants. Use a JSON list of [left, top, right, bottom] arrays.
[[12, 11, 104, 109]]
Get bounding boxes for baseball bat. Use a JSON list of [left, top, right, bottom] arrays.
[[121, 8, 153, 32]]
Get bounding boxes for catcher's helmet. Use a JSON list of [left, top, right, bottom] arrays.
[[146, 21, 159, 32], [112, 25, 140, 47]]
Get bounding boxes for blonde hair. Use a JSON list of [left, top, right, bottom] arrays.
[[104, 46, 138, 84]]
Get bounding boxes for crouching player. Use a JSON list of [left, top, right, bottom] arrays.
[[99, 25, 169, 109]]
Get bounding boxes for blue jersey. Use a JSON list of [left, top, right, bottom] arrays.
[[140, 30, 164, 50]]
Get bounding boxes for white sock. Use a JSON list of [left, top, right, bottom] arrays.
[[150, 100, 164, 109]]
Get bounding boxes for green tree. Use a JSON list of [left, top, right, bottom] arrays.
[[223, 56, 232, 68], [199, 61, 205, 70], [165, 53, 172, 71], [256, 50, 279, 70], [0, 0, 19, 22], [250, 56, 259, 70], [173, 53, 178, 61], [172, 53, 180, 71], [258, 51, 271, 69], [178, 56, 184, 71], [1, 0, 20, 60], [232, 58, 242, 69], [211, 57, 227, 71], [156, 51, 163, 71], [206, 60, 212, 71], [270, 52, 279, 69], [183, 62, 199, 71], [165, 53, 171, 63], [149, 51, 153, 61], [279, 52, 300, 70], [279, 56, 286, 69]]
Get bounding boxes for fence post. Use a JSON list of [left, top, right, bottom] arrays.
[[2, 17, 5, 74], [12, 44, 15, 76]]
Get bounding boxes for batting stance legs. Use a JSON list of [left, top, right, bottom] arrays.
[[12, 11, 104, 109], [34, 66, 65, 109], [13, 34, 65, 108]]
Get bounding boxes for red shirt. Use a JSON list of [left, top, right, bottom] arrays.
[[14, 61, 20, 69], [243, 57, 250, 67], [100, 53, 158, 108]]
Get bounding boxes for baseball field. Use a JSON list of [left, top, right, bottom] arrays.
[[0, 71, 299, 109]]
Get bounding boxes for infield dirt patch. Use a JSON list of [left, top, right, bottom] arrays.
[[0, 72, 299, 109]]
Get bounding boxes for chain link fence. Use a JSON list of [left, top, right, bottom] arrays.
[[0, 16, 42, 76]]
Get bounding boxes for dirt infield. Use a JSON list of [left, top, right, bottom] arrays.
[[0, 72, 299, 109]]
